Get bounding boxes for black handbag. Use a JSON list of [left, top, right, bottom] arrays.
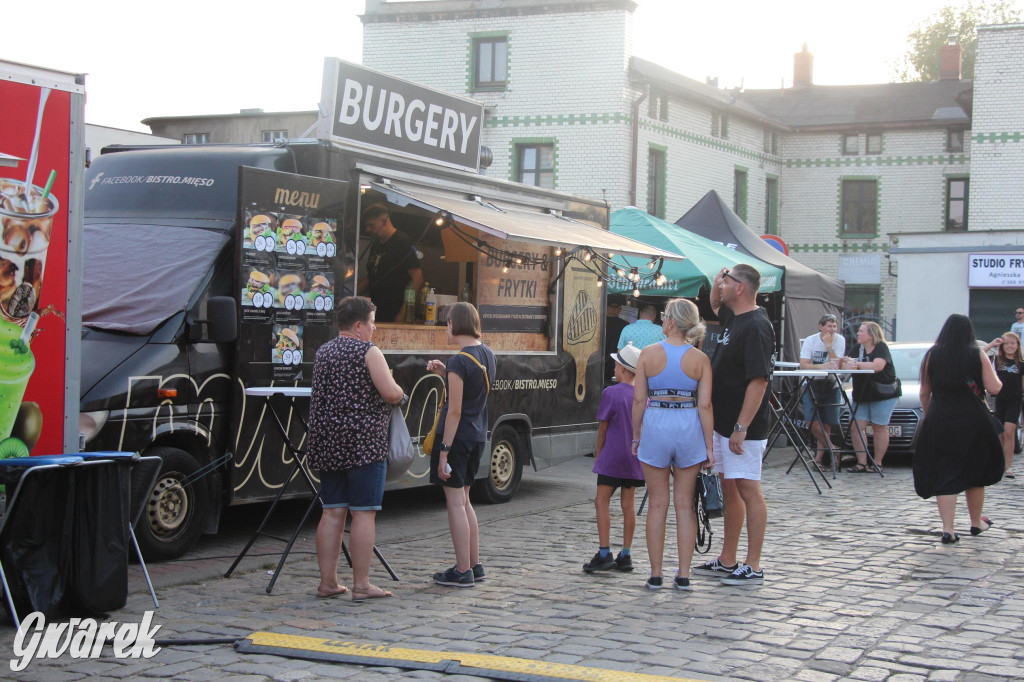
[[694, 470, 722, 554], [870, 376, 902, 400], [967, 379, 1003, 436]]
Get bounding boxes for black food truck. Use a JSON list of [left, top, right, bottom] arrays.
[[78, 60, 676, 560]]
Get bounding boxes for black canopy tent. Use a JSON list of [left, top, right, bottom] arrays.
[[675, 190, 845, 362]]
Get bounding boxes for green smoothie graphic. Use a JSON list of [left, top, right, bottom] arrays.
[[0, 316, 36, 442]]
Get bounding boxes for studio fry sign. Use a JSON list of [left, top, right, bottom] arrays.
[[318, 59, 483, 172]]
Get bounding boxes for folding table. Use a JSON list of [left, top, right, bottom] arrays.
[[226, 386, 397, 593]]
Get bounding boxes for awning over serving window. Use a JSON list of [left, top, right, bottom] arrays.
[[369, 182, 682, 262]]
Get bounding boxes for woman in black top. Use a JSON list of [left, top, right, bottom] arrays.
[[914, 314, 1003, 543], [426, 302, 497, 588], [982, 331, 1023, 478], [846, 322, 899, 472]]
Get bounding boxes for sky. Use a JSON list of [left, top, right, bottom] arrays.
[[3, 0, 1014, 132]]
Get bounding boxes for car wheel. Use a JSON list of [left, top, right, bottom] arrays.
[[471, 425, 524, 504], [132, 446, 209, 561]]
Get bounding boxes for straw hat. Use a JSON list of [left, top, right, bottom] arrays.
[[610, 343, 641, 372]]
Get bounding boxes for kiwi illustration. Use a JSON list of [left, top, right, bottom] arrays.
[[0, 436, 29, 460], [11, 401, 42, 451]]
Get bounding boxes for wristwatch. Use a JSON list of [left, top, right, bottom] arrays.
[[733, 423, 747, 433], [440, 442, 451, 452]]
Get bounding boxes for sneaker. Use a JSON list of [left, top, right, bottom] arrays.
[[613, 551, 634, 572], [472, 563, 485, 581], [582, 551, 616, 573], [674, 576, 691, 591], [692, 558, 738, 576], [720, 564, 764, 586], [645, 576, 663, 590], [433, 566, 475, 587]]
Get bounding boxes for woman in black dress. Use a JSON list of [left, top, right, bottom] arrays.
[[982, 331, 1022, 479], [914, 314, 1003, 544]]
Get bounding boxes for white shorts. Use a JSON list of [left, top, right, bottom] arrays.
[[712, 432, 765, 481]]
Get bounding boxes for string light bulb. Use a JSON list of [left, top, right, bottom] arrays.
[[616, 268, 626, 278], [555, 247, 562, 256], [596, 279, 603, 288], [502, 262, 510, 273], [633, 287, 641, 298], [583, 251, 592, 262]]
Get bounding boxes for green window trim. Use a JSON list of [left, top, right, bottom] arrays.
[[467, 31, 510, 93], [837, 176, 881, 239], [733, 166, 748, 223], [510, 137, 557, 188], [647, 144, 668, 219]]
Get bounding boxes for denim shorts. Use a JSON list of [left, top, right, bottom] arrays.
[[852, 397, 898, 426], [319, 460, 387, 511], [802, 384, 842, 425]]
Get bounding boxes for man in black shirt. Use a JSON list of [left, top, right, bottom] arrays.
[[693, 263, 774, 586], [359, 204, 423, 322], [604, 294, 628, 385]]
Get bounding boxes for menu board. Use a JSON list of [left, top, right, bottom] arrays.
[[235, 167, 348, 386]]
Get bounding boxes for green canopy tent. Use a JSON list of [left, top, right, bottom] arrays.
[[608, 207, 782, 296]]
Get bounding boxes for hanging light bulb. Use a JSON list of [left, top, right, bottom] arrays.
[[616, 268, 625, 278], [555, 247, 562, 256], [633, 287, 641, 298], [596, 279, 604, 288], [583, 251, 592, 262], [514, 257, 523, 265], [434, 215, 445, 226], [657, 274, 668, 286], [502, 262, 510, 274]]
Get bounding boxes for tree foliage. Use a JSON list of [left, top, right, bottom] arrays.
[[895, 1, 1022, 81]]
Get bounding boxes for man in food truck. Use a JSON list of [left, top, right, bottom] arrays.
[[359, 202, 423, 322]]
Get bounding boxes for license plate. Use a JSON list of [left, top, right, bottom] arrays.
[[887, 425, 902, 437]]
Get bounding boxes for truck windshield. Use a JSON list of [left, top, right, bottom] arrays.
[[82, 222, 228, 335]]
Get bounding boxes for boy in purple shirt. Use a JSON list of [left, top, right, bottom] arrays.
[[584, 343, 646, 573]]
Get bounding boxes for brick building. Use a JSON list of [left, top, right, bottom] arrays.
[[359, 0, 1024, 339]]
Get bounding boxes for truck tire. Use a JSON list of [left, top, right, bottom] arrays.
[[471, 424, 524, 504], [132, 446, 209, 561]]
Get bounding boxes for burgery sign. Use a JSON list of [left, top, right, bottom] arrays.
[[318, 59, 483, 172]]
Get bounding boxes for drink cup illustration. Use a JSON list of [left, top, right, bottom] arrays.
[[0, 318, 36, 441], [0, 179, 57, 324]]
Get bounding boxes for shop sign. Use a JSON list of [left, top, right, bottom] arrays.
[[967, 253, 1024, 288]]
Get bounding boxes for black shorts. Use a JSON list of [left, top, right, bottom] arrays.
[[597, 474, 646, 489], [994, 396, 1022, 425], [430, 439, 484, 488]]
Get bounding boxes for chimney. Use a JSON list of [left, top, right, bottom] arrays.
[[793, 44, 813, 87], [940, 36, 962, 80]]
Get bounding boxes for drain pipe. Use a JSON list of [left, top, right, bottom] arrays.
[[629, 84, 649, 207]]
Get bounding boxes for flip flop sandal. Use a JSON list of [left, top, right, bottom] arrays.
[[315, 586, 349, 599], [352, 585, 393, 602], [846, 464, 869, 473]]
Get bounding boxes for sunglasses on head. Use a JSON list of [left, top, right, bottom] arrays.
[[723, 270, 742, 284]]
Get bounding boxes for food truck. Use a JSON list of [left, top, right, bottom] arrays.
[[79, 60, 675, 560]]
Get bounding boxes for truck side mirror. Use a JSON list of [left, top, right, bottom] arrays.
[[189, 296, 237, 343]]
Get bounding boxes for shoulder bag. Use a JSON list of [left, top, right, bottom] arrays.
[[387, 404, 417, 481], [863, 346, 902, 400], [967, 378, 1004, 436], [694, 470, 720, 554], [421, 351, 490, 455]]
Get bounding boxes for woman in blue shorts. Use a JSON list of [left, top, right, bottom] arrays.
[[307, 296, 406, 601], [631, 298, 714, 590], [847, 321, 899, 473]]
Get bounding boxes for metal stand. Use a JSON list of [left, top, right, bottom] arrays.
[[766, 375, 829, 494], [225, 390, 397, 593]]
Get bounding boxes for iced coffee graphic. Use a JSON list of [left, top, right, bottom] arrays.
[[272, 325, 302, 366], [278, 217, 307, 256], [276, 272, 306, 310], [310, 221, 337, 258], [0, 178, 56, 323], [307, 273, 334, 312], [243, 269, 274, 308]]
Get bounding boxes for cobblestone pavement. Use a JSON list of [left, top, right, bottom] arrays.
[[3, 451, 1023, 681]]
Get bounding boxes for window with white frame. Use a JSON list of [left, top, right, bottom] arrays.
[[262, 130, 287, 142], [183, 133, 210, 145]]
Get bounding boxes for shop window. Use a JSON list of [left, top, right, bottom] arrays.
[[183, 132, 210, 145], [647, 147, 667, 219], [733, 168, 748, 222], [842, 134, 859, 155], [765, 177, 779, 235], [473, 36, 508, 90], [866, 133, 882, 154], [948, 129, 965, 153], [845, 287, 880, 319], [841, 179, 877, 236], [946, 177, 969, 231], [516, 143, 554, 188], [262, 130, 287, 142]]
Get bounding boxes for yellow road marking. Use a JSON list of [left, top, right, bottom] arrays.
[[244, 631, 707, 681]]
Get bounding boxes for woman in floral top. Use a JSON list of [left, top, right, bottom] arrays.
[[308, 296, 405, 601]]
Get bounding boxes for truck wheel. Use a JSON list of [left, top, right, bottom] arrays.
[[132, 446, 209, 561], [471, 425, 524, 504]]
